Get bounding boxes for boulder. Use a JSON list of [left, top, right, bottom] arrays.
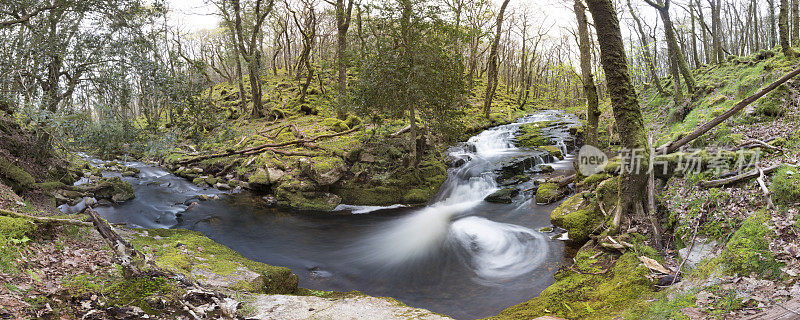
[[535, 182, 565, 204], [485, 188, 520, 204], [550, 193, 602, 243], [248, 169, 271, 191], [678, 239, 719, 270]]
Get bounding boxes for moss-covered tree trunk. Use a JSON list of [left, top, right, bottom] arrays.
[[793, 0, 799, 46], [335, 0, 353, 119], [574, 0, 600, 146], [483, 0, 511, 119], [781, 0, 796, 57], [586, 0, 650, 234]]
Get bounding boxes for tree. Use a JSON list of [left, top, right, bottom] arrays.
[[586, 0, 650, 234], [231, 0, 275, 118], [627, 0, 664, 96], [794, 0, 799, 46], [328, 0, 354, 119], [781, 0, 796, 57], [644, 0, 696, 94], [291, 0, 317, 103], [352, 0, 466, 167], [574, 0, 599, 146], [482, 0, 511, 119]]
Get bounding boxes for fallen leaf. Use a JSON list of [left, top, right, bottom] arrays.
[[638, 256, 672, 274]]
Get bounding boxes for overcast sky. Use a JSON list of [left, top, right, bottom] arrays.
[[165, 0, 577, 36]]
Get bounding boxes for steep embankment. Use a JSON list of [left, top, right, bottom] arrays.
[[160, 74, 541, 211], [489, 49, 800, 319]]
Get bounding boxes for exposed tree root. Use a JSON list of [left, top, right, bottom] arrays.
[[698, 164, 781, 188]]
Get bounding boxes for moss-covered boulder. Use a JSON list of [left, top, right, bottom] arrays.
[[539, 145, 563, 160], [301, 157, 346, 186], [488, 246, 654, 320], [719, 211, 782, 277], [322, 118, 350, 133], [74, 177, 135, 203], [771, 165, 800, 205], [275, 179, 342, 211], [0, 157, 35, 192], [550, 193, 602, 243], [248, 169, 272, 191], [130, 229, 299, 294], [515, 122, 553, 148], [536, 182, 565, 204], [484, 187, 520, 204], [337, 158, 447, 206]]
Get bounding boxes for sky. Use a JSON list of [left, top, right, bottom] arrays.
[[165, 0, 576, 36]]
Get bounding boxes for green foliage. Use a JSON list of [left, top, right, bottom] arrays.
[[351, 0, 468, 140], [0, 216, 37, 273]]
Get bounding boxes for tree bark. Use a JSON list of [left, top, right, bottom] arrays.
[[781, 0, 796, 57], [335, 0, 353, 119], [794, 0, 800, 46], [644, 0, 696, 93], [628, 0, 665, 95], [483, 0, 511, 119], [575, 0, 600, 146], [586, 0, 650, 234]]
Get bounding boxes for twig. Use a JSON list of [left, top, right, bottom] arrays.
[[699, 165, 781, 188]]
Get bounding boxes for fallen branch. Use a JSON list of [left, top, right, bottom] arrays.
[[734, 139, 783, 152], [647, 134, 663, 250], [86, 208, 154, 278], [698, 165, 780, 188], [176, 125, 361, 165], [391, 125, 411, 137], [0, 208, 93, 227], [658, 65, 800, 154], [756, 166, 776, 210]]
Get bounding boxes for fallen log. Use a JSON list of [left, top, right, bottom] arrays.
[[0, 208, 93, 227], [698, 164, 781, 188], [756, 167, 776, 210], [734, 139, 783, 152], [175, 125, 361, 165], [658, 65, 800, 154], [391, 125, 411, 137], [87, 208, 154, 278]]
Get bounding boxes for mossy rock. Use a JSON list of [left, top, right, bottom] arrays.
[[131, 228, 299, 294], [484, 187, 520, 204], [550, 193, 602, 243], [36, 181, 66, 191], [489, 247, 654, 320], [771, 165, 800, 205], [539, 145, 563, 160], [275, 181, 342, 211], [403, 188, 430, 204], [515, 122, 553, 148], [0, 157, 35, 192], [579, 172, 611, 189], [75, 177, 135, 203], [248, 169, 271, 191], [535, 182, 564, 204], [719, 211, 782, 278], [322, 118, 350, 133], [345, 114, 362, 128]]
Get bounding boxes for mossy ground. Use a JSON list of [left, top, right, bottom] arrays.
[[487, 246, 655, 320], [130, 228, 299, 294]]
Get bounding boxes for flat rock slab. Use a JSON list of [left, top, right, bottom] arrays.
[[247, 294, 453, 320], [678, 238, 719, 270]]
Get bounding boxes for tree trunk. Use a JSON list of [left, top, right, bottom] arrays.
[[646, 0, 696, 93], [586, 0, 650, 234], [335, 0, 353, 119], [575, 0, 600, 146], [710, 0, 724, 63], [483, 0, 511, 119], [628, 0, 665, 96], [770, 0, 777, 47], [794, 0, 800, 46], [781, 0, 796, 57]]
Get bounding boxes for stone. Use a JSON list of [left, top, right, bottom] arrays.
[[246, 294, 452, 320], [678, 239, 719, 270], [484, 187, 520, 203], [215, 182, 231, 190], [267, 167, 285, 182], [360, 153, 376, 163]]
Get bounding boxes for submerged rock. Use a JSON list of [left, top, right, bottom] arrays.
[[485, 187, 520, 204]]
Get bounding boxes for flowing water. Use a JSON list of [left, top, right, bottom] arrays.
[[93, 110, 581, 320]]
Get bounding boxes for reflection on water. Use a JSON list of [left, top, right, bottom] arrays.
[[94, 110, 580, 320]]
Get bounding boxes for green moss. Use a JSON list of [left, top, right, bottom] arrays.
[[488, 249, 654, 320], [550, 194, 602, 243], [540, 145, 563, 159], [771, 165, 800, 205], [131, 228, 299, 294], [579, 173, 611, 188], [719, 211, 782, 278], [322, 118, 350, 132], [536, 182, 564, 204], [337, 158, 447, 206], [0, 158, 35, 192], [484, 187, 520, 204], [515, 122, 553, 148], [36, 181, 66, 191]]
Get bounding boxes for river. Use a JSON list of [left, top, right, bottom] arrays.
[[92, 110, 581, 320]]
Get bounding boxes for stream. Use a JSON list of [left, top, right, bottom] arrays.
[[92, 110, 581, 320]]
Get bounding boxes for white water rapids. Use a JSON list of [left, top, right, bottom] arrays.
[[354, 113, 571, 281]]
